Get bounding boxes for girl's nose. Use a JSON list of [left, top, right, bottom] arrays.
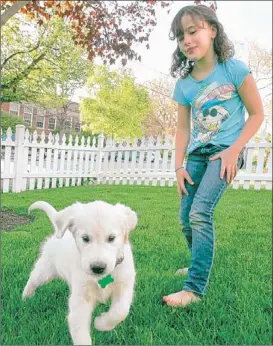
[[183, 33, 192, 46]]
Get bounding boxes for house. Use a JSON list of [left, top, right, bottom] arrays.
[[1, 101, 82, 135]]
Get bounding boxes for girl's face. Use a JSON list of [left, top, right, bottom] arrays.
[[178, 14, 216, 61]]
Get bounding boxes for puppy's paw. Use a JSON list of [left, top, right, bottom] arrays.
[[22, 284, 35, 300], [94, 314, 114, 331]]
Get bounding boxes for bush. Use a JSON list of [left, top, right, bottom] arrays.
[[1, 112, 24, 134], [64, 130, 99, 145]]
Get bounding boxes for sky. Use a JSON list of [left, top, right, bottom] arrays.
[[72, 1, 272, 102]]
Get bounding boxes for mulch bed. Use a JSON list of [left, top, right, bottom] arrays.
[[1, 210, 30, 231]]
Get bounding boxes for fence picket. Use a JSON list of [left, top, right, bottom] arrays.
[[137, 137, 145, 185], [160, 135, 170, 187], [152, 136, 161, 187], [108, 138, 116, 185], [168, 138, 175, 187], [44, 132, 53, 189], [122, 138, 131, 186], [37, 131, 46, 189], [29, 131, 38, 191], [51, 134, 59, 189], [144, 136, 154, 186], [3, 127, 12, 192], [266, 149, 272, 190], [77, 136, 85, 186], [129, 138, 138, 186], [255, 147, 265, 190]]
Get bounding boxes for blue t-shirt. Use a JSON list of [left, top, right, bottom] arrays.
[[173, 58, 251, 154]]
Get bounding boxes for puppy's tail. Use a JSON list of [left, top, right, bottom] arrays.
[[29, 201, 58, 233]]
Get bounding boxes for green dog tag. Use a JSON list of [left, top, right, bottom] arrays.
[[98, 274, 114, 288]]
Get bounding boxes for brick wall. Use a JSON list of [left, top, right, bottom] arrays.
[[1, 102, 82, 135]]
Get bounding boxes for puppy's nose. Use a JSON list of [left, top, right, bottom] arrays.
[[91, 262, 106, 275]]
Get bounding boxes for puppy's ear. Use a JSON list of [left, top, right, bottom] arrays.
[[115, 204, 138, 243], [55, 210, 74, 239], [54, 203, 80, 238]]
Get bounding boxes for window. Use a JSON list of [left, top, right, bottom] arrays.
[[74, 122, 81, 132], [36, 116, 44, 129], [10, 102, 19, 117], [48, 117, 56, 130], [36, 109, 45, 129], [23, 105, 33, 127], [64, 119, 72, 131]]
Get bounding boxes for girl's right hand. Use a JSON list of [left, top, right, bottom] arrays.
[[176, 168, 194, 198]]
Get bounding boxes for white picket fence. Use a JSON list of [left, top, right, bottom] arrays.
[[1, 125, 272, 193]]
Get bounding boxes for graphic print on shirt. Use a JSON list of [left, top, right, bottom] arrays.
[[190, 82, 236, 145]]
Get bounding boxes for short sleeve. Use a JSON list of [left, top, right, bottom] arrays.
[[173, 79, 191, 106], [227, 58, 251, 90]]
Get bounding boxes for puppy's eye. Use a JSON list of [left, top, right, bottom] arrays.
[[108, 235, 115, 243], [82, 235, 90, 243]]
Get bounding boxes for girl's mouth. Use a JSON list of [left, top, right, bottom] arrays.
[[187, 47, 196, 54]]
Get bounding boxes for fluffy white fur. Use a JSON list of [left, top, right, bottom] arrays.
[[22, 200, 138, 345]]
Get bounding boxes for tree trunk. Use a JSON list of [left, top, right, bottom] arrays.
[[1, 1, 30, 27]]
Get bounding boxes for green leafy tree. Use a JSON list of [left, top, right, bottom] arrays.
[[1, 15, 90, 103], [81, 66, 152, 139]]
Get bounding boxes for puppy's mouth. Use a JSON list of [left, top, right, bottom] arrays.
[[91, 273, 106, 280], [116, 256, 124, 266]]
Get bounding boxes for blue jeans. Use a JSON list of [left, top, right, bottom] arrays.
[[180, 144, 244, 297]]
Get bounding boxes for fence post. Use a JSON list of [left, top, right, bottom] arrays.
[[12, 125, 26, 193], [95, 132, 104, 184]]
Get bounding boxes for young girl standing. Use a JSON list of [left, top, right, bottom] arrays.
[[162, 4, 264, 307]]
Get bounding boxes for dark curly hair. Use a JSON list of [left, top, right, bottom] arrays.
[[169, 5, 235, 79]]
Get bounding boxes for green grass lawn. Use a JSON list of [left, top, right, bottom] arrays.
[[1, 185, 272, 345]]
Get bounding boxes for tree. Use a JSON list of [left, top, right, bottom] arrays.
[[1, 0, 171, 66], [247, 42, 272, 100], [235, 41, 272, 131], [194, 0, 217, 10], [40, 100, 81, 136], [81, 66, 152, 139], [1, 15, 90, 104], [142, 78, 177, 138]]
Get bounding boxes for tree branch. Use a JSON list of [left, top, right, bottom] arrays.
[[2, 53, 46, 89], [0, 0, 30, 27], [258, 83, 272, 91], [1, 42, 41, 69], [264, 92, 272, 98]]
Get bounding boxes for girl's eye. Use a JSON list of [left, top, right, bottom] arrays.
[[190, 31, 196, 35], [108, 235, 116, 243], [82, 235, 90, 243]]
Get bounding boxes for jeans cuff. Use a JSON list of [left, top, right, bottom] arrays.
[[183, 286, 204, 297]]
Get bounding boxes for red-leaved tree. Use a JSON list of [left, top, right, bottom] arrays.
[[194, 0, 217, 11], [1, 0, 171, 65], [1, 1, 217, 65]]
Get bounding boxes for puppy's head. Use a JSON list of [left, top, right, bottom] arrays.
[[54, 201, 137, 279]]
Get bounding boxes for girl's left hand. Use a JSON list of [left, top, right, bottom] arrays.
[[209, 147, 240, 184]]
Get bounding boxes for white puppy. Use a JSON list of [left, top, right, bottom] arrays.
[[22, 200, 137, 345]]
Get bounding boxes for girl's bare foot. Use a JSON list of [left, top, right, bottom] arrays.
[[162, 290, 200, 307]]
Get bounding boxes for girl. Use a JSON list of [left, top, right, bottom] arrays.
[[162, 4, 264, 307]]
